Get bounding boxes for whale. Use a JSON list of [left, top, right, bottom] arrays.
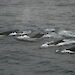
[[56, 46, 75, 54], [40, 39, 75, 48], [9, 30, 32, 36], [0, 29, 19, 36], [16, 32, 44, 42], [43, 27, 75, 39]]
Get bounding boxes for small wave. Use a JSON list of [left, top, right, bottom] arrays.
[[35, 69, 54, 74], [62, 70, 75, 75]]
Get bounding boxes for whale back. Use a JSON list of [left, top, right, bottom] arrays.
[[0, 29, 19, 35]]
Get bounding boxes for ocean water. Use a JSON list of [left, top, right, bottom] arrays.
[[0, 0, 75, 75]]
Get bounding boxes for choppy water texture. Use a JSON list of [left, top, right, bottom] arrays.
[[0, 0, 75, 75]]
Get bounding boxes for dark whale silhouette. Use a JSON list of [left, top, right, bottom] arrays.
[[48, 39, 64, 45], [66, 46, 75, 52], [56, 46, 75, 54], [0, 29, 19, 36], [30, 33, 44, 38]]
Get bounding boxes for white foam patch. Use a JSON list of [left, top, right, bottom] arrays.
[[56, 49, 75, 54], [16, 35, 30, 39], [9, 32, 17, 36], [57, 40, 75, 46], [41, 43, 49, 48], [59, 30, 75, 37]]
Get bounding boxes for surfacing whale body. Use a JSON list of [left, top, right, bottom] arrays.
[[0, 29, 32, 36], [58, 30, 75, 38], [16, 33, 44, 42], [0, 29, 19, 36], [9, 30, 32, 36], [56, 46, 75, 54], [43, 27, 75, 39], [40, 39, 75, 48]]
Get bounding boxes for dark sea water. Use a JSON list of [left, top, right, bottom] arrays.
[[0, 0, 75, 75]]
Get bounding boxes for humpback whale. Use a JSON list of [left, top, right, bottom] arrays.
[[0, 29, 19, 36], [9, 30, 31, 36], [58, 30, 75, 38], [43, 27, 75, 39], [16, 32, 44, 42], [56, 46, 75, 54], [40, 39, 75, 48]]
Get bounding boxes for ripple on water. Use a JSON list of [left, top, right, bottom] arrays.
[[62, 70, 75, 75], [30, 59, 65, 74], [0, 50, 34, 65]]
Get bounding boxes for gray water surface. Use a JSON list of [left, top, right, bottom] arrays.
[[0, 0, 75, 75]]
